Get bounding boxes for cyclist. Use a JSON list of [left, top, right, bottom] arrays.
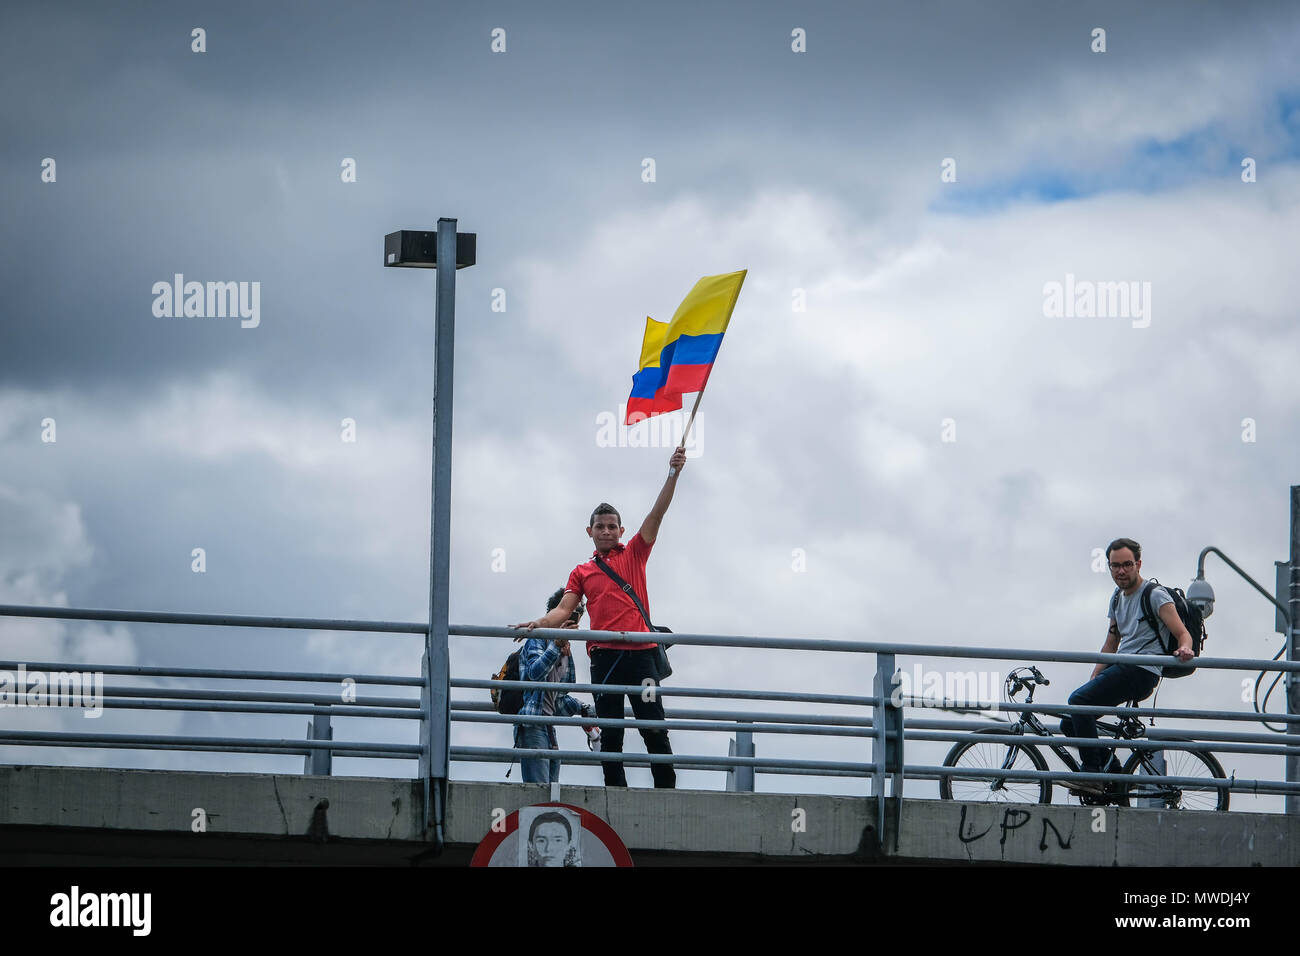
[[1062, 537, 1194, 795]]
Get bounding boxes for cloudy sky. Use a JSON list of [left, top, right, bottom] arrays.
[[2, 1, 1298, 811]]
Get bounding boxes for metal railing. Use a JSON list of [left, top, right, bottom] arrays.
[[3, 602, 1300, 848], [0, 604, 426, 776]]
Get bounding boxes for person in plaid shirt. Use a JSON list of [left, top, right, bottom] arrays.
[[514, 588, 598, 784]]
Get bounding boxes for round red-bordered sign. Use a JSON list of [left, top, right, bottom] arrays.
[[470, 802, 633, 867]]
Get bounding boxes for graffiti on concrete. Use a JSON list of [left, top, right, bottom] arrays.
[[957, 804, 1074, 852]]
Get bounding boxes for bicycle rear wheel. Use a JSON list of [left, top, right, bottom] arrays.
[[1120, 740, 1230, 811], [939, 730, 1051, 804]]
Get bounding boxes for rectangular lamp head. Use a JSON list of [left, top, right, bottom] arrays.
[[384, 230, 476, 269]]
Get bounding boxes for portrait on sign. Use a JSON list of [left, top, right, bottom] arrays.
[[520, 806, 582, 867]]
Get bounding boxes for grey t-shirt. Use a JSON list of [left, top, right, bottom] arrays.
[[1109, 581, 1173, 677]]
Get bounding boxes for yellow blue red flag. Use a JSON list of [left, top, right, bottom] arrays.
[[625, 269, 746, 424]]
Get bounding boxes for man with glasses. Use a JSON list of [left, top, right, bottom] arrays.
[[1061, 537, 1194, 795], [513, 588, 598, 785]]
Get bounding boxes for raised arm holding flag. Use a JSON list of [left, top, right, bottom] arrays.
[[510, 269, 746, 789]]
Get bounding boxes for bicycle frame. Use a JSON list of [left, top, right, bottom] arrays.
[[994, 712, 1073, 772], [1000, 694, 1156, 779], [941, 668, 1229, 811]]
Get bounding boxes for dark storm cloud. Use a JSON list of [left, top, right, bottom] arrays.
[[2, 0, 1295, 400]]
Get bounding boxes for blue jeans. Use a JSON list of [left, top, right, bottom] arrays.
[[517, 725, 560, 784], [1060, 664, 1160, 772]]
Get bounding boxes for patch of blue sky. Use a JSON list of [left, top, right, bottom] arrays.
[[931, 96, 1300, 217], [1276, 89, 1300, 143], [929, 171, 1094, 215]]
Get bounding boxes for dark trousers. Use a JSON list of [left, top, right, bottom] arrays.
[[590, 648, 676, 789], [1061, 664, 1160, 771]]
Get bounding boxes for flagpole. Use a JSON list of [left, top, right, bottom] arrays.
[[668, 384, 707, 477], [663, 268, 746, 478], [678, 388, 705, 451]]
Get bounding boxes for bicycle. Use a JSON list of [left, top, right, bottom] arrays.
[[937, 666, 1230, 810]]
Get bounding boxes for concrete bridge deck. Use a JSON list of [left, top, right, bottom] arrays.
[[1, 765, 1294, 865]]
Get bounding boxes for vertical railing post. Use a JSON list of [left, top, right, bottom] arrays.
[[418, 648, 431, 781], [872, 652, 903, 851], [1133, 749, 1166, 808], [726, 726, 754, 792], [304, 706, 332, 776], [1287, 485, 1299, 815]]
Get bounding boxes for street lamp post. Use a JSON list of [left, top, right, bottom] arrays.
[[1189, 484, 1300, 815], [385, 220, 476, 848]]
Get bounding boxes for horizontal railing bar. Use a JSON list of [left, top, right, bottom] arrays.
[[454, 624, 886, 653], [0, 660, 421, 686], [452, 712, 872, 737], [90, 698, 423, 719], [931, 764, 1227, 788], [20, 608, 1291, 669], [897, 697, 1006, 714], [907, 771, 952, 781], [730, 765, 869, 779], [452, 625, 1300, 672], [619, 707, 872, 726], [14, 679, 1283, 729], [906, 717, 1009, 731], [908, 729, 1242, 754], [900, 729, 1300, 756], [331, 751, 418, 760], [0, 604, 426, 634], [76, 685, 420, 708], [450, 751, 873, 778], [1143, 740, 1300, 758], [0, 742, 317, 756], [450, 700, 877, 727], [458, 677, 878, 707], [974, 700, 1300, 725], [452, 745, 876, 774], [465, 713, 1300, 753], [0, 730, 421, 754], [459, 715, 1298, 757], [468, 678, 1295, 726], [1145, 725, 1300, 746], [892, 699, 1295, 729], [918, 762, 1300, 795]]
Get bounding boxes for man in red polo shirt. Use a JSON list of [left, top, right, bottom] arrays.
[[513, 447, 687, 789]]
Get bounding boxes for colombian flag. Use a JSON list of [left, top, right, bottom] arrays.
[[625, 269, 747, 424]]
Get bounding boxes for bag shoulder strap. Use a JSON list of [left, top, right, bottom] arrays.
[[1138, 579, 1172, 653], [592, 554, 656, 631]]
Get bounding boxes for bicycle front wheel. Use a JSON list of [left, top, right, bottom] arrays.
[[1120, 740, 1230, 811], [939, 730, 1051, 804]]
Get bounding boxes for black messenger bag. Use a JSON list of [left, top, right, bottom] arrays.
[[592, 555, 673, 680]]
